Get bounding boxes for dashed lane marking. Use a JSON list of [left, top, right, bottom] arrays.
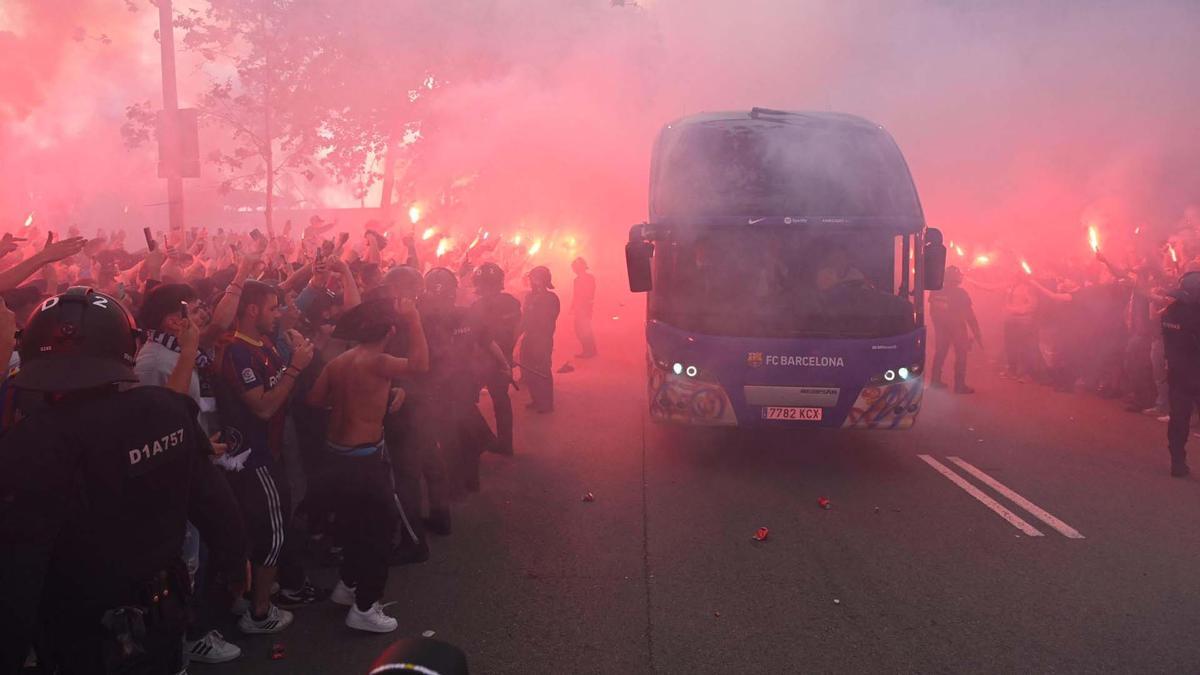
[[948, 456, 1085, 539], [917, 454, 1045, 537]]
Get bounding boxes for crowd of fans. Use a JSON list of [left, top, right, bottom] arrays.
[[0, 214, 596, 667], [942, 225, 1200, 418]]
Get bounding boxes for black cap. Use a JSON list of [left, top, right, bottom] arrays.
[[16, 287, 139, 392], [139, 283, 197, 331], [332, 299, 400, 342]]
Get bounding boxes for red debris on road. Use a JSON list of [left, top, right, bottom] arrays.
[[817, 497, 831, 510], [753, 527, 769, 541], [582, 492, 595, 502], [270, 644, 286, 660]]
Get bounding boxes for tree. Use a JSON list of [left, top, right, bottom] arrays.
[[125, 0, 338, 230]]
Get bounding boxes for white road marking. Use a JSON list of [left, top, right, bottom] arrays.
[[917, 455, 1044, 537], [948, 457, 1085, 539]]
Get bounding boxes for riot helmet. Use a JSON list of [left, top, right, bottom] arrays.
[[472, 262, 505, 294], [16, 287, 139, 392]]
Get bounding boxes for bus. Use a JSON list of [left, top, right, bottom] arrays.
[[625, 109, 946, 429]]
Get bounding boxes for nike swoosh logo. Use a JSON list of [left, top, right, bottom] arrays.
[[748, 218, 766, 225]]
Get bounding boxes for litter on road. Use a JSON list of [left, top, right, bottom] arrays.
[[753, 527, 769, 541], [582, 492, 595, 502]]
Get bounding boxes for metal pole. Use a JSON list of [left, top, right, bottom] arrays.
[[158, 0, 185, 238]]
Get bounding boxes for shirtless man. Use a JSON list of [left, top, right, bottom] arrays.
[[306, 297, 428, 633]]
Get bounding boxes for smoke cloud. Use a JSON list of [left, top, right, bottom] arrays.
[[3, 0, 1198, 265]]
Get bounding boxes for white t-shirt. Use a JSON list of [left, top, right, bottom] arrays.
[[134, 340, 220, 434]]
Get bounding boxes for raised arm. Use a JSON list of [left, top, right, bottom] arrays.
[[0, 238, 86, 292], [233, 335, 314, 420], [166, 317, 200, 396], [206, 252, 257, 342], [1029, 278, 1073, 303], [1095, 252, 1130, 281], [376, 301, 428, 376], [332, 257, 361, 309]]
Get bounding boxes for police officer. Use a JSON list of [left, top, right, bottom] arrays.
[[469, 263, 521, 455], [520, 266, 560, 413], [929, 265, 982, 394], [571, 257, 597, 359], [1161, 270, 1200, 477], [370, 266, 450, 551], [0, 287, 248, 674], [421, 268, 507, 495]]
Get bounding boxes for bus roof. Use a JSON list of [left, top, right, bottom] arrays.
[[649, 109, 925, 231]]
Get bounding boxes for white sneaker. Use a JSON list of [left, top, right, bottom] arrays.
[[238, 604, 294, 634], [345, 602, 398, 633], [185, 630, 242, 664], [331, 579, 357, 607]]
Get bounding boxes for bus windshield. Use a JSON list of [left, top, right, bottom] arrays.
[[649, 228, 917, 339], [652, 119, 921, 221]]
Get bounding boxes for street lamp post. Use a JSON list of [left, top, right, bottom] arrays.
[[157, 0, 185, 238]]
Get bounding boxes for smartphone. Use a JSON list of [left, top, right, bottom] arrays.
[[143, 227, 156, 251], [250, 228, 263, 242]]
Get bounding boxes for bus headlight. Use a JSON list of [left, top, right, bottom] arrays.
[[870, 363, 923, 386]]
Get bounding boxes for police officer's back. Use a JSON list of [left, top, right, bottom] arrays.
[[421, 268, 496, 493], [469, 263, 521, 454], [520, 266, 560, 413], [1162, 271, 1200, 477], [0, 287, 247, 674]]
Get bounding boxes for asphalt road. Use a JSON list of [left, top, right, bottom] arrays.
[[218, 317, 1200, 674]]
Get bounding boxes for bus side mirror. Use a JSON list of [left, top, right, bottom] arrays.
[[626, 240, 654, 292], [923, 228, 947, 291]]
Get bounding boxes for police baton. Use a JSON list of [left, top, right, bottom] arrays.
[[512, 361, 549, 380]]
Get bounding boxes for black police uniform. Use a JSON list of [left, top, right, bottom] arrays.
[[469, 291, 521, 454], [422, 300, 494, 493], [0, 387, 247, 674], [521, 289, 560, 412], [382, 312, 449, 551], [929, 282, 978, 392], [1162, 298, 1200, 471]]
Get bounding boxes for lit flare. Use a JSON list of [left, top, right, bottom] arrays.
[[23, 212, 34, 228], [1088, 225, 1100, 253], [1169, 243, 1179, 264], [974, 254, 990, 266], [422, 227, 436, 241], [1021, 260, 1033, 275], [408, 206, 422, 225], [527, 239, 542, 256]]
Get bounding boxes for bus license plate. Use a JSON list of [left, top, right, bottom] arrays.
[[762, 406, 823, 421]]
